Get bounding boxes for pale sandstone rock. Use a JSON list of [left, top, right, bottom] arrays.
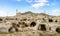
[[0, 11, 60, 36]]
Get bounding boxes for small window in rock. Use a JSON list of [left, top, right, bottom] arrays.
[[28, 19, 30, 21], [43, 18, 45, 20], [56, 27, 60, 33], [12, 23, 16, 27], [8, 27, 19, 32], [42, 18, 46, 22], [15, 28, 18, 32], [16, 18, 17, 20], [0, 18, 3, 21], [55, 20, 58, 22], [20, 20, 22, 21], [8, 27, 13, 32], [21, 25, 25, 28], [22, 22, 25, 24], [17, 24, 20, 27], [30, 22, 36, 27], [6, 18, 8, 20], [25, 24, 28, 27], [49, 27, 51, 30], [23, 18, 27, 21], [18, 22, 21, 24], [49, 19, 53, 22]]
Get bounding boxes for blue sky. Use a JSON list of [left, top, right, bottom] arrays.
[[0, 0, 60, 16]]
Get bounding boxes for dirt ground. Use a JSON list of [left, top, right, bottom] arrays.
[[0, 30, 60, 36]]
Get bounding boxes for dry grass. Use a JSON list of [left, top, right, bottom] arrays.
[[0, 30, 60, 36]]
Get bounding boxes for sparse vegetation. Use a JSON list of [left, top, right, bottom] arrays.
[[0, 12, 60, 36], [42, 18, 46, 22]]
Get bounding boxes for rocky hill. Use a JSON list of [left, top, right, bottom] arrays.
[[0, 11, 60, 36]]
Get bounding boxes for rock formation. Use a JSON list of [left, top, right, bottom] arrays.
[[0, 10, 60, 35]]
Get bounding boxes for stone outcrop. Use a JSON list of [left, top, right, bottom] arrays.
[[0, 10, 60, 36]]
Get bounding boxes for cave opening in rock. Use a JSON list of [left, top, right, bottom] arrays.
[[0, 18, 3, 21], [18, 22, 21, 24], [49, 19, 53, 22], [55, 20, 58, 22], [40, 24, 46, 31], [38, 24, 46, 31], [56, 27, 60, 33], [30, 22, 36, 27], [8, 27, 19, 32], [8, 27, 13, 32], [15, 28, 19, 32]]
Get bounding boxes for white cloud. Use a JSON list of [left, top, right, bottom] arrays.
[[53, 9, 60, 12], [27, 0, 50, 9], [0, 9, 15, 17], [34, 0, 48, 2], [32, 3, 50, 8], [26, 0, 48, 3], [0, 10, 7, 17], [49, 9, 60, 16], [26, 0, 33, 3], [32, 3, 45, 8]]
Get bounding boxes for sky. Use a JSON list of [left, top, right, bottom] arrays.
[[0, 0, 60, 16]]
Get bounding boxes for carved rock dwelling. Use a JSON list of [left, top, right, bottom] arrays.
[[0, 10, 60, 34]]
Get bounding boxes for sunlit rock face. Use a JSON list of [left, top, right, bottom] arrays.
[[0, 22, 12, 33], [0, 11, 60, 34]]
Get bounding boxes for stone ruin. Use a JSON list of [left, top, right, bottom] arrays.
[[0, 10, 60, 34]]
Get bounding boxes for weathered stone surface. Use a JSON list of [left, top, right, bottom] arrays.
[[0, 11, 60, 36], [0, 23, 12, 32]]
